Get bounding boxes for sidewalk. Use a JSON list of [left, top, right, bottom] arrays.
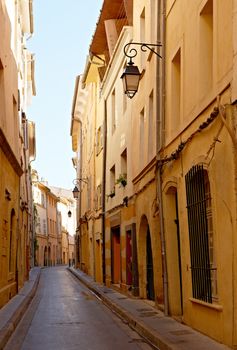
[[68, 267, 231, 350], [0, 267, 40, 350]]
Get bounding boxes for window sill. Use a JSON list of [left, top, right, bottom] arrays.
[[189, 297, 223, 312]]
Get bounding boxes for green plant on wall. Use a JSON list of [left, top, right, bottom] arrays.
[[116, 173, 127, 187]]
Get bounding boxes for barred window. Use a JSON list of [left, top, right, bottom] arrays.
[[185, 165, 217, 303]]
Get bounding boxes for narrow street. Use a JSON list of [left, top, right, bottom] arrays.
[[4, 267, 154, 350]]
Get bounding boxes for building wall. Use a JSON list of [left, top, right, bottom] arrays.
[[47, 193, 58, 266], [71, 72, 104, 282], [61, 229, 68, 264], [32, 181, 48, 267], [70, 0, 237, 347], [0, 0, 28, 308], [162, 0, 237, 346]]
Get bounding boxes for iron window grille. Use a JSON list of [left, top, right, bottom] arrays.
[[185, 164, 217, 303]]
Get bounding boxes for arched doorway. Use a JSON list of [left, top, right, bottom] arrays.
[[164, 184, 183, 316], [111, 226, 121, 285], [48, 246, 51, 266], [44, 246, 47, 266], [139, 215, 155, 301], [146, 226, 154, 300]]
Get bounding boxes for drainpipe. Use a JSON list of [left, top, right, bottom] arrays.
[[101, 99, 107, 284], [156, 0, 168, 316], [78, 119, 83, 270]]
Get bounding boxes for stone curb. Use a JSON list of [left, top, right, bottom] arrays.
[[0, 268, 41, 350], [68, 267, 172, 350]]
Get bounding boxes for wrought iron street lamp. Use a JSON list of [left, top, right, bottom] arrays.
[[72, 178, 88, 199], [121, 42, 162, 98]]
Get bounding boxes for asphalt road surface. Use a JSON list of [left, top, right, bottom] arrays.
[[5, 266, 154, 350]]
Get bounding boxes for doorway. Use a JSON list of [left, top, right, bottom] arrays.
[[146, 227, 155, 300], [126, 230, 132, 286], [165, 186, 183, 315], [111, 226, 121, 284]]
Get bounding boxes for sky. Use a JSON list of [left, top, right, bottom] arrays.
[[28, 0, 103, 189]]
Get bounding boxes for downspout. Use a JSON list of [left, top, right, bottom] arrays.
[[101, 99, 107, 284], [229, 102, 237, 346], [78, 120, 83, 269], [92, 83, 97, 279], [16, 176, 21, 293], [156, 0, 168, 316], [45, 189, 49, 267]]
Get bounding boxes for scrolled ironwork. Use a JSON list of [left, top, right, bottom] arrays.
[[123, 42, 162, 61]]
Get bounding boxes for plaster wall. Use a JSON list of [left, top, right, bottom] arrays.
[[163, 0, 237, 345]]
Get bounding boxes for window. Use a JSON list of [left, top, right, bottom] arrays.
[[110, 165, 116, 196], [121, 148, 127, 176], [122, 64, 127, 113], [140, 8, 146, 68], [139, 108, 145, 168], [41, 193, 45, 207], [43, 219, 47, 234], [171, 48, 181, 131], [150, 0, 156, 42], [96, 184, 102, 209], [199, 0, 213, 96], [112, 89, 116, 134], [37, 217, 41, 234], [21, 114, 29, 150], [96, 126, 103, 155], [9, 209, 15, 272], [185, 165, 217, 303], [13, 95, 18, 142], [148, 91, 154, 159], [87, 176, 91, 210]]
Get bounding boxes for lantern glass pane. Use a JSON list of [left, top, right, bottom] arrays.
[[126, 74, 140, 91]]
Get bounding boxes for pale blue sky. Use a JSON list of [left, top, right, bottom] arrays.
[[28, 0, 103, 189]]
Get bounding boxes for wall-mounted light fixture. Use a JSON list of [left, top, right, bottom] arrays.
[[121, 42, 162, 99], [72, 178, 88, 199], [68, 210, 72, 218], [5, 189, 11, 201]]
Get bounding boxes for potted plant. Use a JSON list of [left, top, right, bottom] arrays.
[[116, 173, 127, 187]]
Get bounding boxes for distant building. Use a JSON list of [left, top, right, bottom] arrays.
[[32, 175, 49, 267], [50, 186, 76, 265], [32, 177, 76, 267]]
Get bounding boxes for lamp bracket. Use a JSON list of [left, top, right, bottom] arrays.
[[124, 42, 162, 62], [73, 177, 88, 185]]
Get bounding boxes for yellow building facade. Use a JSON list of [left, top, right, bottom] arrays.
[[32, 178, 49, 267], [71, 69, 104, 282], [71, 0, 237, 347], [161, 0, 237, 346], [0, 0, 35, 308]]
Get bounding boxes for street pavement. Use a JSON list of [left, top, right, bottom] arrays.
[[4, 266, 152, 350], [68, 267, 231, 350], [0, 266, 231, 350]]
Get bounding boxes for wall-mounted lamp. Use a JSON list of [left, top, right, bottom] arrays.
[[68, 210, 72, 218], [5, 189, 11, 201], [72, 178, 88, 199], [121, 42, 162, 99]]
